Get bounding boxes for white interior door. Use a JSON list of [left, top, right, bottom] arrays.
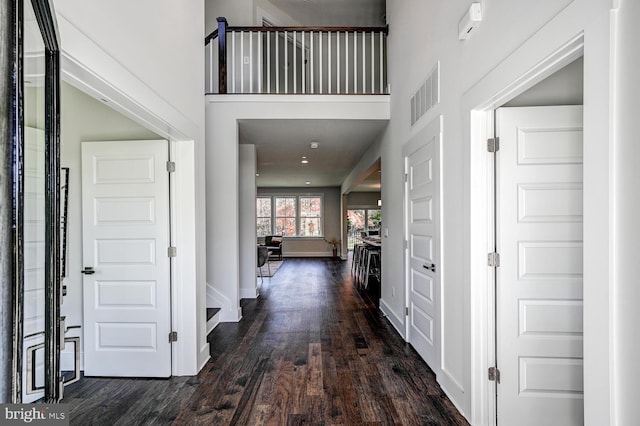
[[403, 117, 441, 370], [82, 140, 171, 377], [495, 106, 584, 425]]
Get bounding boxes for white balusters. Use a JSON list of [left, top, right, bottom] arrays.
[[267, 31, 271, 94], [231, 30, 236, 93], [353, 31, 358, 93], [275, 31, 280, 93], [361, 32, 366, 94], [258, 31, 262, 93], [379, 31, 384, 93], [370, 31, 374, 95], [310, 31, 314, 94], [319, 31, 323, 93], [345, 31, 349, 93], [206, 26, 387, 95], [301, 31, 306, 94], [240, 31, 244, 93]]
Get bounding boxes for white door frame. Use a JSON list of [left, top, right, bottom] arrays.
[[462, 2, 620, 417], [466, 37, 584, 425], [464, 2, 618, 421]]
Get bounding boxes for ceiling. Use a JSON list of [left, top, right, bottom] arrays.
[[239, 119, 386, 190], [266, 0, 386, 27]]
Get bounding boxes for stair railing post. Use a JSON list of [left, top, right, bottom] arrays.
[[217, 17, 228, 94]]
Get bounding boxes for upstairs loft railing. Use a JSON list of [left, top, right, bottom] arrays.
[[205, 17, 388, 95]]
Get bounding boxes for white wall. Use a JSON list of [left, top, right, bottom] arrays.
[[53, 0, 209, 374], [59, 83, 162, 369], [613, 1, 640, 424], [205, 0, 300, 32], [381, 0, 618, 423], [239, 145, 258, 299]]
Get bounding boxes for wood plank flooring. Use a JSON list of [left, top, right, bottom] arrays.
[[63, 258, 468, 425]]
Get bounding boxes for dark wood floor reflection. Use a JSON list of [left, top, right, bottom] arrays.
[[64, 257, 468, 425]]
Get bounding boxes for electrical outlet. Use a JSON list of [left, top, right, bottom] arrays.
[[392, 287, 395, 297], [243, 56, 250, 64]]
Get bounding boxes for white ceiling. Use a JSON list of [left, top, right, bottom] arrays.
[[239, 119, 386, 189], [266, 0, 386, 27]]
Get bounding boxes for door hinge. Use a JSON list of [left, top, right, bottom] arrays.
[[169, 331, 178, 343], [487, 137, 500, 153], [404, 173, 408, 182], [168, 246, 177, 257], [404, 240, 408, 250], [406, 307, 409, 316], [166, 161, 176, 173], [488, 366, 500, 383], [488, 252, 500, 267]]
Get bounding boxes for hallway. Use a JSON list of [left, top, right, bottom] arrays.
[[64, 258, 467, 425]]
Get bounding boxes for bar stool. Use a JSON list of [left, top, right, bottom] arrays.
[[352, 244, 366, 285], [357, 244, 371, 287], [364, 247, 381, 289]]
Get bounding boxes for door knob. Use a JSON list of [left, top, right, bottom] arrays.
[[81, 267, 95, 275], [423, 263, 436, 272]]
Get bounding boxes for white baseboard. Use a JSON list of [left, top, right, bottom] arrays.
[[380, 298, 406, 339], [206, 283, 242, 322], [197, 351, 211, 373], [283, 251, 333, 257], [239, 286, 259, 299], [206, 311, 221, 335], [221, 307, 242, 322]]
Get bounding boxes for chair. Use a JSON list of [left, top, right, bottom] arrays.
[[257, 246, 271, 283], [263, 235, 283, 260]]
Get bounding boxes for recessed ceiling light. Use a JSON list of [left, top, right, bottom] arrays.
[[301, 159, 309, 164], [256, 173, 260, 176], [305, 181, 311, 185], [310, 142, 319, 149]]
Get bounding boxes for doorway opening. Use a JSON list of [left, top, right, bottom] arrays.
[[467, 36, 584, 425]]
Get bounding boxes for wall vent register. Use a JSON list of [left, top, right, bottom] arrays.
[[410, 62, 440, 126]]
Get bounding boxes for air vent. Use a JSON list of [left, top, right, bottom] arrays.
[[410, 62, 440, 126]]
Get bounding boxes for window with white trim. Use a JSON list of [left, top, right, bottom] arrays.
[[256, 195, 323, 237]]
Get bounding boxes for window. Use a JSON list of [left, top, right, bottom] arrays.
[[299, 196, 322, 236], [256, 195, 323, 236], [275, 196, 296, 236], [347, 208, 382, 249], [256, 197, 272, 236]]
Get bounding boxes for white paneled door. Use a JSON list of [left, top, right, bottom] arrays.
[[82, 140, 171, 377], [403, 116, 441, 370], [496, 106, 584, 425]]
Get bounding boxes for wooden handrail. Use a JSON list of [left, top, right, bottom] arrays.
[[204, 23, 388, 46], [204, 28, 218, 45], [225, 25, 388, 34]]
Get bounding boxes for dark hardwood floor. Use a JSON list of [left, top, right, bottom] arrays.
[[63, 257, 468, 425]]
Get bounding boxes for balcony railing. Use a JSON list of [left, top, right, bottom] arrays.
[[205, 17, 388, 95]]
